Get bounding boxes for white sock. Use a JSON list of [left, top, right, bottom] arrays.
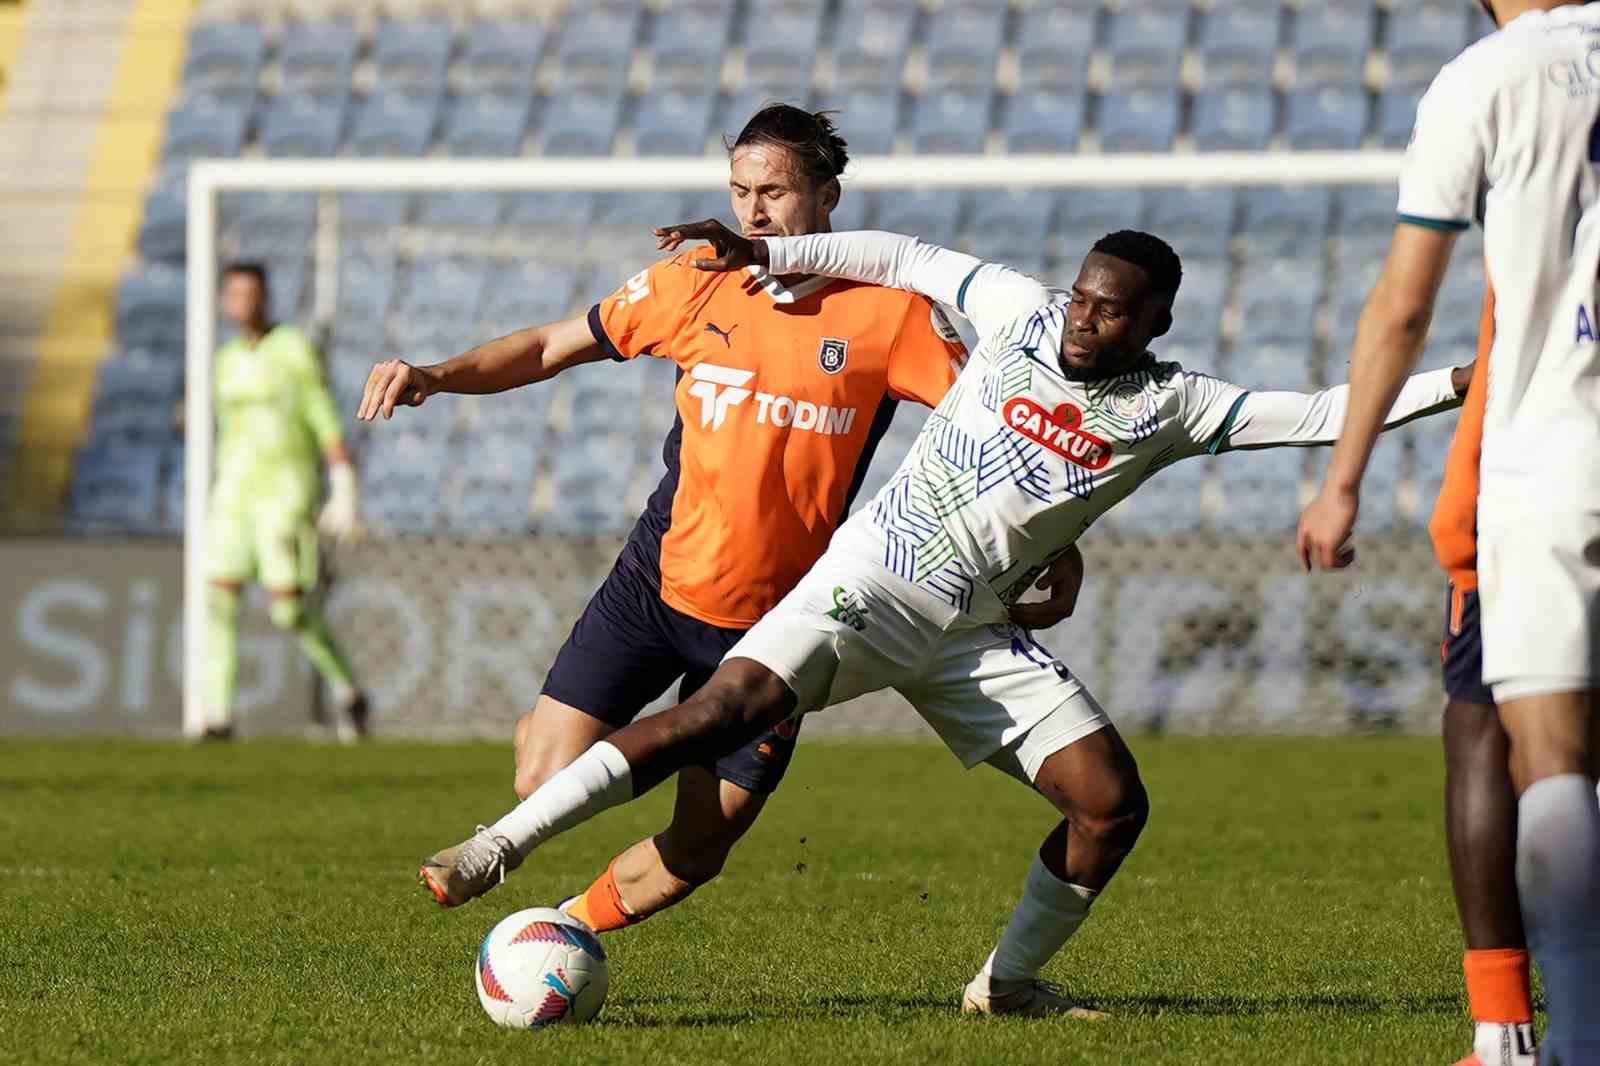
[[1516, 773, 1600, 1060], [489, 741, 633, 857], [979, 854, 1096, 983], [1472, 1021, 1537, 1066]]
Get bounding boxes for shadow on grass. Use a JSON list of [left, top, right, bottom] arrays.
[[1103, 990, 1461, 1018]]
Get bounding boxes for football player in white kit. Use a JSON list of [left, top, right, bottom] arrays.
[[1299, 2, 1600, 1060], [423, 223, 1469, 1015]]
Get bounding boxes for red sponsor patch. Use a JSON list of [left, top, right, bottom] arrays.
[[1001, 397, 1112, 470]]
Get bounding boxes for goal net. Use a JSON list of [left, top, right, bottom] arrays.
[[184, 150, 1482, 740]]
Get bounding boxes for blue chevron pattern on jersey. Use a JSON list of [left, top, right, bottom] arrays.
[[976, 426, 1052, 502], [924, 564, 975, 613]]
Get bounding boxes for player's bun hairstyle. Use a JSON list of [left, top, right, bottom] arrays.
[[1092, 230, 1183, 304], [221, 260, 269, 288], [727, 104, 850, 188]]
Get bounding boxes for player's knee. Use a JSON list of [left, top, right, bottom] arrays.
[[684, 661, 794, 739], [267, 594, 305, 631], [1076, 778, 1150, 852]]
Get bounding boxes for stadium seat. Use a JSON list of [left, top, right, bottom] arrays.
[[1237, 257, 1323, 346], [114, 266, 185, 352], [442, 439, 537, 535], [1225, 339, 1318, 392], [1239, 185, 1332, 254], [1002, 88, 1085, 153], [337, 251, 398, 322], [399, 256, 492, 318], [1376, 83, 1424, 149], [546, 430, 643, 535], [743, 5, 823, 90], [443, 92, 532, 156], [373, 18, 454, 92], [349, 91, 440, 157], [1335, 182, 1399, 239], [910, 89, 991, 154], [923, 3, 1006, 91], [1212, 449, 1304, 533], [182, 20, 264, 95], [1054, 187, 1148, 258], [136, 176, 187, 263], [1195, 1, 1280, 87], [537, 89, 625, 155], [555, 7, 641, 88], [1104, 6, 1190, 88], [1013, 2, 1095, 91], [163, 94, 250, 163], [1097, 87, 1181, 152], [361, 433, 447, 534], [460, 19, 546, 93], [1284, 86, 1369, 150], [832, 1, 914, 92], [1107, 466, 1205, 534], [650, 7, 733, 91], [591, 190, 690, 261], [278, 19, 360, 93], [965, 188, 1059, 263], [1167, 259, 1228, 346], [504, 191, 601, 258], [827, 187, 874, 232], [415, 190, 505, 231], [1288, 0, 1375, 86], [719, 83, 811, 139], [815, 89, 899, 154], [96, 349, 183, 409], [468, 385, 555, 438], [1386, 1, 1471, 86], [259, 92, 347, 157], [69, 446, 164, 532], [1190, 85, 1275, 152], [632, 89, 718, 155], [1146, 186, 1237, 261], [876, 188, 966, 250]]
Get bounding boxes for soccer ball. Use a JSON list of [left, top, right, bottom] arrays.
[[474, 907, 609, 1028]]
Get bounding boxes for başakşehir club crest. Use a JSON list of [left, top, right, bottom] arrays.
[[818, 337, 848, 375]]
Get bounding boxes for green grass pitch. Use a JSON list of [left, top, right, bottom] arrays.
[[4, 736, 1502, 1064]]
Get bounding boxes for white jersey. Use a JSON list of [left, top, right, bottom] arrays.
[[1400, 4, 1600, 516], [764, 231, 1463, 623]]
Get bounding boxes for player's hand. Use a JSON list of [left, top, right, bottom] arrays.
[[1296, 485, 1359, 572], [1008, 546, 1085, 630], [652, 220, 767, 272], [1451, 360, 1476, 397], [358, 359, 430, 421]]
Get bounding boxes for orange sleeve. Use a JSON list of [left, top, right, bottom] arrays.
[[1428, 281, 1493, 587], [886, 296, 968, 407], [587, 254, 700, 361]]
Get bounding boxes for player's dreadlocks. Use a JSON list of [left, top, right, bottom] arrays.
[[727, 104, 850, 188], [1092, 230, 1183, 304]]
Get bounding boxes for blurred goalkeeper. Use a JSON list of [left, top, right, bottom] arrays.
[[201, 262, 368, 740]]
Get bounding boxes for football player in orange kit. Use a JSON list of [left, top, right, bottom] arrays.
[[362, 107, 1080, 929]]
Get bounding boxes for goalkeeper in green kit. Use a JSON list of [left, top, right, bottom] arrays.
[[202, 262, 368, 739]]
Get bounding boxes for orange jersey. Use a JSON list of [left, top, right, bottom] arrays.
[[588, 247, 967, 628], [1428, 281, 1494, 590]]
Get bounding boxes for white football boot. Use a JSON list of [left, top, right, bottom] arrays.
[[1455, 1022, 1538, 1066], [418, 826, 522, 907], [961, 972, 1108, 1020]]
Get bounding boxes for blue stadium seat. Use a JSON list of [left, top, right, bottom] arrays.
[[1335, 182, 1399, 238], [537, 89, 625, 155], [1156, 338, 1220, 374], [632, 89, 717, 155], [1002, 89, 1085, 153], [443, 92, 531, 156], [1289, 0, 1375, 86], [556, 7, 641, 88], [815, 89, 899, 154], [1376, 83, 1424, 149], [70, 445, 164, 532], [336, 251, 397, 322], [136, 176, 187, 263], [96, 349, 182, 408], [222, 192, 315, 259], [828, 187, 874, 232], [1225, 339, 1318, 393], [483, 261, 581, 328], [1190, 86, 1275, 151], [1104, 6, 1190, 88], [504, 191, 601, 257], [591, 190, 690, 260], [259, 92, 346, 157], [966, 188, 1059, 264], [832, 1, 914, 91], [1386, 1, 1471, 86], [443, 437, 537, 535], [114, 266, 185, 352], [910, 89, 991, 154], [361, 433, 446, 534], [279, 19, 360, 93], [469, 386, 555, 439], [1013, 3, 1095, 91], [1212, 449, 1304, 533], [399, 256, 492, 316], [545, 430, 642, 535], [373, 18, 453, 92], [651, 7, 733, 90], [1196, 1, 1280, 86], [1097, 87, 1181, 152], [461, 19, 546, 93], [1284, 86, 1369, 150], [1054, 187, 1147, 257], [1237, 257, 1324, 345], [163, 94, 250, 163], [415, 190, 504, 230], [349, 91, 440, 157], [923, 3, 1006, 91], [1106, 466, 1205, 534], [1167, 259, 1228, 345], [877, 188, 966, 249], [681, 188, 738, 230], [743, 5, 823, 89], [1240, 185, 1333, 253], [1146, 186, 1237, 261], [182, 20, 264, 94], [719, 84, 811, 139]]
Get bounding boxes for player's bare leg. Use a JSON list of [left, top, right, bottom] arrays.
[[1497, 690, 1600, 1063], [964, 725, 1148, 1019], [420, 659, 793, 907], [512, 696, 614, 800], [1443, 697, 1536, 1066]]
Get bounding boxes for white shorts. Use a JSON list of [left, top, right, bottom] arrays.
[[727, 538, 1110, 778], [1479, 510, 1600, 701]]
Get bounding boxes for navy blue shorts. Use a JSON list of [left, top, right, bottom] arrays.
[[541, 558, 800, 794], [1442, 583, 1496, 707]]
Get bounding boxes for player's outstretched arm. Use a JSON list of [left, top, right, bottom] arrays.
[[1298, 224, 1459, 569], [357, 316, 606, 421]]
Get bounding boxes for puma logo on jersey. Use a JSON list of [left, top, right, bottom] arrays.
[[685, 363, 858, 436], [704, 321, 738, 347], [1003, 397, 1112, 470]]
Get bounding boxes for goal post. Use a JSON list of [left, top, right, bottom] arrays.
[[182, 150, 1409, 739]]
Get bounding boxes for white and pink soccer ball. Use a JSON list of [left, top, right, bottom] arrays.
[[474, 907, 609, 1028]]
